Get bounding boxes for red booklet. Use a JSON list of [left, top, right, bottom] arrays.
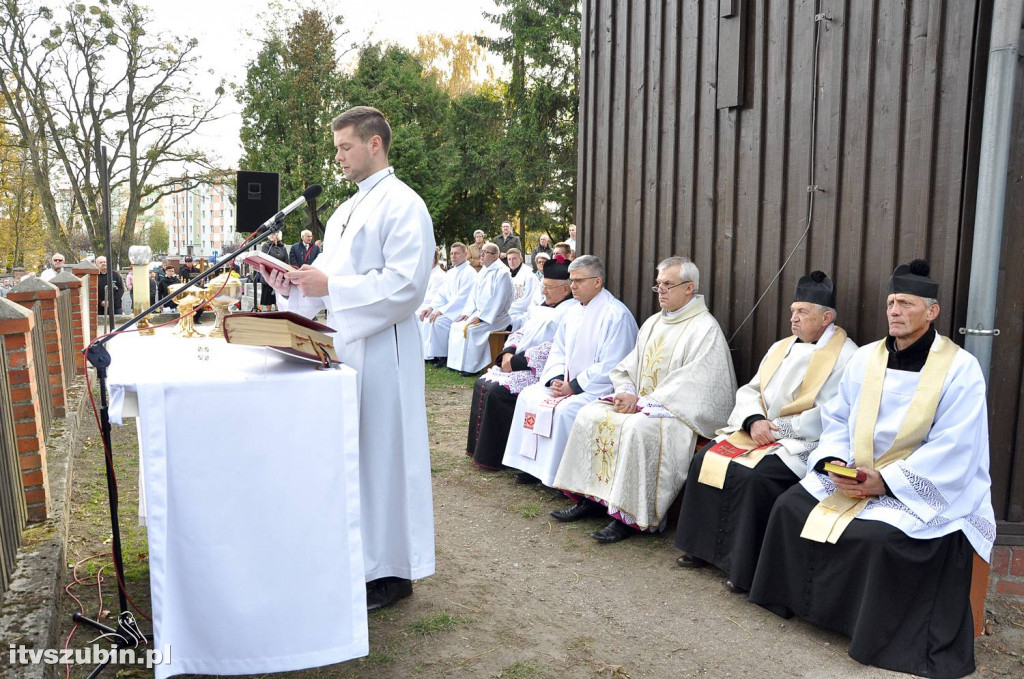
[[244, 250, 296, 275]]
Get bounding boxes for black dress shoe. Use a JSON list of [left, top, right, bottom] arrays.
[[366, 577, 413, 611], [591, 519, 637, 543], [515, 472, 540, 485], [723, 579, 747, 594], [676, 553, 709, 569], [459, 370, 478, 377], [431, 357, 447, 367], [550, 499, 605, 522]]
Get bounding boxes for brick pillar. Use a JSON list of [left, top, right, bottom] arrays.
[[0, 297, 50, 522], [989, 545, 1024, 601], [50, 272, 85, 377], [71, 260, 99, 351], [7, 277, 67, 418]]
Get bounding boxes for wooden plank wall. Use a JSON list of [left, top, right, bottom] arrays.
[[576, 0, 1024, 529]]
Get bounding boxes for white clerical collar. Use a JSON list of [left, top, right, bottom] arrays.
[[356, 166, 395, 193], [814, 323, 836, 347], [662, 294, 697, 318]]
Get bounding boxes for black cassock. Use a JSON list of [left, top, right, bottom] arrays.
[[466, 377, 519, 469], [748, 485, 976, 679], [674, 442, 799, 591]]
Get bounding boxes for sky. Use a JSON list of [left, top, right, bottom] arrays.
[[144, 0, 501, 168]]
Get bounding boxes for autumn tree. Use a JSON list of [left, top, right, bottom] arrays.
[[0, 117, 46, 271], [0, 0, 225, 265], [415, 32, 493, 97]]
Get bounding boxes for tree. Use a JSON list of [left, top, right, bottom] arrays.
[[0, 0, 225, 265], [341, 43, 460, 243], [146, 218, 168, 253], [0, 116, 46, 271], [482, 0, 581, 243], [415, 32, 493, 97], [236, 8, 346, 243]]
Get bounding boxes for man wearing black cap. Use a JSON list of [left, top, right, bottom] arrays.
[[466, 258, 576, 469], [748, 260, 995, 679], [178, 256, 199, 282], [674, 270, 858, 591]]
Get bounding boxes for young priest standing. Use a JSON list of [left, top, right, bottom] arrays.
[[259, 106, 436, 611]]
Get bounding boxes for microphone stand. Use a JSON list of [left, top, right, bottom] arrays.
[[73, 205, 288, 678]]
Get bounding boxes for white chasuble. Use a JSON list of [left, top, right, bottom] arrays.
[[425, 261, 475, 359], [278, 166, 436, 581], [447, 260, 513, 373], [554, 296, 737, 528], [501, 289, 638, 485], [801, 335, 997, 561], [508, 265, 538, 331], [713, 324, 858, 477]]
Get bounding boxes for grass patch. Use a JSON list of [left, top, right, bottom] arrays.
[[424, 364, 478, 390], [514, 503, 544, 519], [364, 644, 401, 665], [408, 611, 472, 636], [499, 660, 542, 678]]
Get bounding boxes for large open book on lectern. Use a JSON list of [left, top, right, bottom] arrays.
[[222, 312, 339, 365]]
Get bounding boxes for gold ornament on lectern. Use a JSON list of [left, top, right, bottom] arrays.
[[205, 272, 243, 339], [169, 283, 211, 338]]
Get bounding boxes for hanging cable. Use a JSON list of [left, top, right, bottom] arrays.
[[729, 2, 829, 344]]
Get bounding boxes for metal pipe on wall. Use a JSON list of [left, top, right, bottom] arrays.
[[963, 0, 1023, 383]]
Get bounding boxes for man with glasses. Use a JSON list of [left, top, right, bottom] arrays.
[[551, 256, 736, 542], [40, 253, 66, 282], [674, 271, 857, 590], [467, 258, 576, 469], [502, 255, 638, 486], [447, 243, 513, 376]]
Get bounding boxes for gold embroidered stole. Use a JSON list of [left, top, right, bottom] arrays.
[[698, 328, 848, 488], [799, 335, 958, 543]]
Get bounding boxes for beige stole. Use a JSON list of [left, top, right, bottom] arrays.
[[799, 335, 958, 543], [698, 327, 848, 488]]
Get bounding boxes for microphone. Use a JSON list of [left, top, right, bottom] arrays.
[[257, 184, 324, 233]]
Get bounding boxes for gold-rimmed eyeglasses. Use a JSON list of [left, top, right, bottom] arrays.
[[651, 280, 690, 293]]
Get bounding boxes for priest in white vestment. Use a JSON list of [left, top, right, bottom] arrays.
[[675, 271, 858, 591], [446, 243, 513, 375], [259, 106, 436, 612], [749, 260, 996, 679], [420, 243, 475, 364], [467, 259, 577, 469], [416, 247, 447, 349], [505, 248, 538, 331], [551, 257, 736, 542], [501, 255, 638, 486]]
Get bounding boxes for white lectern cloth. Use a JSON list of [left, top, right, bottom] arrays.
[[107, 334, 367, 678]]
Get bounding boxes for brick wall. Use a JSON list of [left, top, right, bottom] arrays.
[[989, 545, 1024, 600], [0, 297, 50, 522]]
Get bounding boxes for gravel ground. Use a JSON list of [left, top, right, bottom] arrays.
[[55, 363, 1024, 678]]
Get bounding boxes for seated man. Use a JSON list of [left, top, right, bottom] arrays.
[[674, 271, 857, 590], [749, 260, 995, 679], [421, 242, 475, 364], [551, 257, 736, 542], [505, 248, 537, 331], [447, 243, 513, 375], [416, 247, 447, 348], [502, 255, 638, 486], [467, 258, 576, 469]]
